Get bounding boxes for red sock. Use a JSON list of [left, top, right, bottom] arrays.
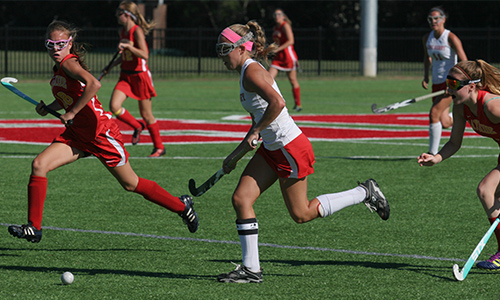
[[292, 87, 301, 107], [134, 177, 184, 213], [116, 108, 142, 129], [28, 175, 47, 230], [147, 122, 164, 150], [489, 217, 500, 252]]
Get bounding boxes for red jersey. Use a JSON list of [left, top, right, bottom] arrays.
[[463, 90, 500, 145], [51, 54, 113, 142], [120, 25, 149, 73], [271, 22, 299, 71]]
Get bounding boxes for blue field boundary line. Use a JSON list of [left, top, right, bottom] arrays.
[[0, 223, 465, 263]]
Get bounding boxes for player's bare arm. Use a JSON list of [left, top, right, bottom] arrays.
[[448, 32, 467, 61], [243, 64, 285, 138]]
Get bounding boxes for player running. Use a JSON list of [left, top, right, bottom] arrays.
[[418, 59, 500, 270], [422, 6, 467, 155], [215, 21, 390, 283], [269, 8, 302, 112], [101, 0, 165, 157], [8, 20, 198, 243]]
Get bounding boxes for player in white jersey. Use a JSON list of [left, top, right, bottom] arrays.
[[422, 6, 467, 154], [214, 21, 390, 283]]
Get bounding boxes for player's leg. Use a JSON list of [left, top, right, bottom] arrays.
[[287, 69, 301, 111], [138, 99, 165, 157], [279, 177, 318, 223], [314, 179, 390, 220], [268, 66, 278, 79], [110, 88, 144, 144], [105, 161, 198, 233], [476, 167, 500, 269], [9, 142, 82, 242], [428, 87, 451, 154], [438, 95, 453, 128], [218, 154, 277, 283]]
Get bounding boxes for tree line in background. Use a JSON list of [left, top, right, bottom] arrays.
[[0, 0, 498, 30]]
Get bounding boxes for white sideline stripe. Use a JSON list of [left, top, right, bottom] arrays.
[[0, 154, 497, 160], [0, 223, 464, 262]]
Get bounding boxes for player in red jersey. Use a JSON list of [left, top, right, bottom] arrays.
[[7, 20, 198, 243], [418, 59, 500, 270], [269, 8, 302, 112], [101, 0, 165, 157]]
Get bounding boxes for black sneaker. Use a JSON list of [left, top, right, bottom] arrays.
[[8, 222, 42, 243], [178, 195, 198, 233], [217, 263, 263, 283], [132, 122, 145, 145], [359, 179, 390, 220]]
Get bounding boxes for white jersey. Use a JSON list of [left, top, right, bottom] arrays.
[[240, 59, 302, 150], [426, 29, 457, 84]]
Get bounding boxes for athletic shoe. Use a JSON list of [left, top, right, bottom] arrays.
[[359, 179, 390, 220], [132, 122, 145, 145], [178, 195, 198, 233], [477, 252, 500, 270], [293, 105, 302, 112], [148, 148, 166, 158], [217, 263, 263, 283], [8, 222, 42, 243]]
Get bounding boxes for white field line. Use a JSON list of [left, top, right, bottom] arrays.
[[0, 223, 465, 262]]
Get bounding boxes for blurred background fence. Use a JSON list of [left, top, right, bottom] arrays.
[[2, 26, 500, 79]]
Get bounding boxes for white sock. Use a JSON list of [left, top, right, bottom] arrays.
[[429, 122, 442, 155], [237, 218, 260, 272], [316, 186, 367, 218]]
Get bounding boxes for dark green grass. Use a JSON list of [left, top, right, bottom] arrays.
[[1, 77, 500, 299]]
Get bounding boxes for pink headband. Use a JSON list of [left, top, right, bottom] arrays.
[[221, 27, 253, 52]]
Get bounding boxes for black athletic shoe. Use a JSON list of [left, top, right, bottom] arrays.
[[8, 222, 42, 243], [359, 179, 390, 220], [178, 195, 199, 233], [132, 122, 145, 145], [217, 263, 263, 283]]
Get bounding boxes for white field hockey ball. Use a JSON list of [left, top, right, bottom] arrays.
[[61, 272, 74, 285]]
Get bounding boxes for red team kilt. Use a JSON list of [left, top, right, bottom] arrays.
[[256, 133, 315, 179], [271, 49, 299, 71], [116, 70, 157, 100], [54, 120, 129, 168], [432, 82, 449, 101]]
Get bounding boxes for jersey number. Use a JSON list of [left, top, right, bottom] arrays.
[[56, 91, 74, 109]]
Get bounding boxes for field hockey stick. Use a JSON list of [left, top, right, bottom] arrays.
[[371, 90, 445, 114], [452, 217, 500, 281], [188, 139, 257, 197], [98, 50, 120, 81], [1, 77, 72, 125]]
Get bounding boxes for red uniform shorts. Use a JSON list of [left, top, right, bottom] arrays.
[[53, 121, 129, 168], [257, 133, 315, 179], [432, 82, 449, 101], [116, 70, 157, 100]]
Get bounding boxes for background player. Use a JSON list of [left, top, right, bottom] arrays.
[[102, 0, 165, 157], [269, 8, 302, 112], [422, 6, 467, 154]]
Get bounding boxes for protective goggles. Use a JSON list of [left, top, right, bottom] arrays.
[[216, 32, 253, 56], [115, 8, 126, 16], [45, 36, 72, 51], [427, 15, 444, 24], [446, 76, 480, 90]]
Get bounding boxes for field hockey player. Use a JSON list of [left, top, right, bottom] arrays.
[[7, 20, 198, 244], [214, 21, 390, 283]]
